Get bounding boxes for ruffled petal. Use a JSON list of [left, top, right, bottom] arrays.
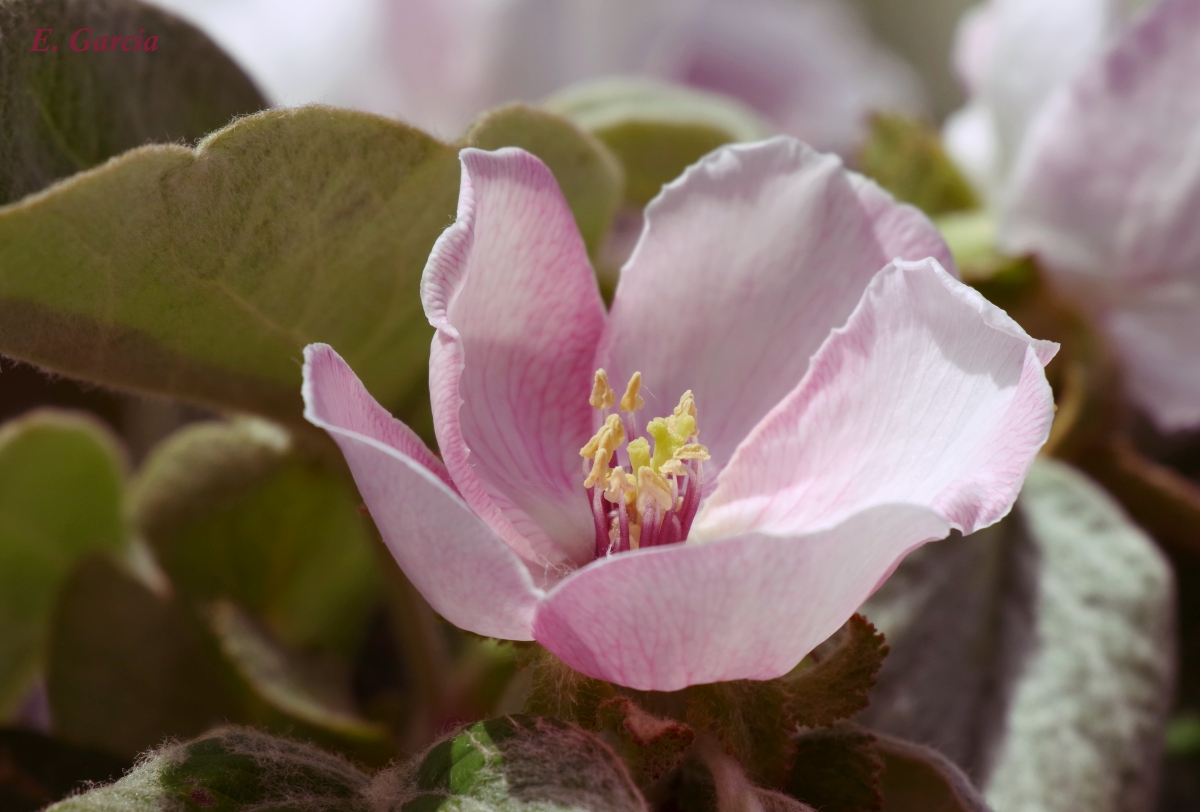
[[600, 137, 949, 474], [302, 344, 542, 640], [694, 259, 1057, 540], [423, 148, 608, 569], [1002, 0, 1200, 290], [533, 504, 948, 690]]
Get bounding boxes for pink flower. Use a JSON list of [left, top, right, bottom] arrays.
[[302, 138, 1057, 691], [951, 0, 1200, 431]]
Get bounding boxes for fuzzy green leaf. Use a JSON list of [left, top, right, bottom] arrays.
[[0, 104, 620, 430], [0, 0, 266, 205], [45, 555, 240, 759], [0, 410, 128, 718], [131, 418, 380, 658], [47, 727, 370, 812], [545, 78, 770, 206], [856, 114, 978, 218], [389, 714, 646, 812]]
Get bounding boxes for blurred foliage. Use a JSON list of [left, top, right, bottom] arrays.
[[0, 728, 129, 812], [0, 0, 267, 205], [856, 113, 978, 218], [131, 419, 379, 658], [0, 411, 128, 718]]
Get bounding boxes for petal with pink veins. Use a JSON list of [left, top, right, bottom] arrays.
[[600, 137, 949, 475], [303, 344, 543, 640], [1002, 0, 1200, 290], [693, 259, 1057, 540], [423, 148, 608, 569], [533, 504, 948, 690]]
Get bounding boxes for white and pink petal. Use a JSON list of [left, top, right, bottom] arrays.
[[423, 147, 608, 568], [532, 504, 948, 690], [302, 344, 543, 640], [600, 137, 949, 475], [693, 258, 1057, 540]]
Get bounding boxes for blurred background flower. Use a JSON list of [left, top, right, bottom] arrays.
[[148, 0, 927, 154]]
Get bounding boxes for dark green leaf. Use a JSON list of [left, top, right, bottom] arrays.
[[0, 410, 127, 717], [46, 554, 240, 759], [874, 734, 990, 812], [786, 724, 881, 812], [0, 728, 129, 812], [0, 0, 266, 204]]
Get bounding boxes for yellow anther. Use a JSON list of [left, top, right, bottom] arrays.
[[674, 443, 710, 461], [636, 467, 673, 514], [673, 390, 697, 421], [584, 447, 612, 489], [648, 417, 691, 472], [580, 414, 625, 459], [620, 372, 645, 413], [627, 437, 651, 474], [659, 458, 687, 477], [604, 466, 637, 504], [590, 369, 616, 410]]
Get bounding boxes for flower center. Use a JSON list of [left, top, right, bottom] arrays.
[[579, 370, 710, 557]]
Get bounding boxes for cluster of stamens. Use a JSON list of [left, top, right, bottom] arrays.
[[580, 370, 710, 557]]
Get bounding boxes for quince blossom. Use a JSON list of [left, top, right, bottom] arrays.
[[949, 0, 1200, 430], [302, 138, 1056, 691]]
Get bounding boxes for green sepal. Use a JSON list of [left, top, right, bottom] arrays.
[[545, 78, 770, 207]]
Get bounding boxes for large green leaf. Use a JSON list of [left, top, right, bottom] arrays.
[[0, 410, 127, 718], [0, 104, 622, 430], [0, 0, 266, 204], [130, 418, 379, 657]]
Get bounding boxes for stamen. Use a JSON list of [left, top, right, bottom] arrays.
[[590, 369, 616, 410], [620, 372, 645, 413], [581, 372, 708, 558]]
